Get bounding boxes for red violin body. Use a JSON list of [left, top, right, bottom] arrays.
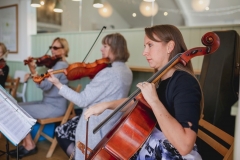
[[32, 58, 110, 84]]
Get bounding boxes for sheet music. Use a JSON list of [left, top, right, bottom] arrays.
[[0, 86, 36, 145]]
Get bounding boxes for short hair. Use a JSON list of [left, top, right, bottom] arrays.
[[52, 37, 69, 57], [102, 33, 130, 62]]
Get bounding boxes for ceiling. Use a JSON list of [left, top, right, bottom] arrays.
[[105, 0, 240, 27], [36, 0, 240, 33]]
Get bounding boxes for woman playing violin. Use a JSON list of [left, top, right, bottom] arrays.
[[9, 37, 70, 158], [47, 33, 133, 159], [0, 42, 9, 88], [84, 25, 203, 160]]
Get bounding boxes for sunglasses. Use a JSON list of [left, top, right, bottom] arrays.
[[49, 46, 63, 50]]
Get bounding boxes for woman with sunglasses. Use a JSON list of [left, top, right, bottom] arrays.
[[0, 42, 9, 88], [84, 25, 203, 160], [47, 33, 133, 159], [9, 37, 70, 158]]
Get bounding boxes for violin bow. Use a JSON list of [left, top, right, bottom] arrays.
[[82, 26, 106, 63]]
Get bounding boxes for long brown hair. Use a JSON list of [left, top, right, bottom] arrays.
[[145, 24, 204, 116]]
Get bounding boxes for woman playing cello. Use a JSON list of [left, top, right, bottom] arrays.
[[85, 24, 203, 159]]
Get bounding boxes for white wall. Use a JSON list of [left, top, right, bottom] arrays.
[[0, 0, 36, 61]]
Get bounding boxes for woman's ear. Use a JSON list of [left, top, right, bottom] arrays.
[[167, 41, 175, 54]]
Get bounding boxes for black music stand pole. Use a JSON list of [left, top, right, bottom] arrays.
[[6, 138, 9, 160], [0, 136, 19, 160]]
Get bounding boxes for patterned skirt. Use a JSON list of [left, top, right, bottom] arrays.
[[55, 115, 80, 141], [130, 128, 202, 160]]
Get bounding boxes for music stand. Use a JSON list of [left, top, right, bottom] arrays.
[[0, 136, 19, 160]]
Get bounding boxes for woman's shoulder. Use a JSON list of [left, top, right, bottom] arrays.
[[173, 70, 194, 79], [171, 70, 199, 86]]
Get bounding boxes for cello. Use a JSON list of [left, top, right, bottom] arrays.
[[84, 32, 220, 159]]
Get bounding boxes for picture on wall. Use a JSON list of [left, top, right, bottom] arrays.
[[0, 4, 18, 53]]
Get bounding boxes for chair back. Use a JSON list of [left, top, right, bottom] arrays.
[[33, 84, 82, 158], [14, 70, 29, 102], [5, 76, 20, 99], [197, 117, 234, 160]]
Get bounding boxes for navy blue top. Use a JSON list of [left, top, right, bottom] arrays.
[[156, 70, 201, 133], [0, 64, 9, 88]]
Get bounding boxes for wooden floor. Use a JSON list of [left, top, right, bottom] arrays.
[[0, 136, 69, 160]]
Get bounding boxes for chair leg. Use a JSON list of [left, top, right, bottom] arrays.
[[46, 137, 58, 158], [33, 124, 45, 143], [223, 143, 234, 160], [23, 95, 26, 102]]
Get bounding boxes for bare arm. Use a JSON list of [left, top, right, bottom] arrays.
[[84, 98, 135, 120], [137, 82, 197, 156]]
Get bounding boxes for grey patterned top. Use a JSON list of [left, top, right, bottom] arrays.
[[58, 61, 133, 159]]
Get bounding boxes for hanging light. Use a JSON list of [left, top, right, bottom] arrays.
[[40, 0, 45, 5], [98, 2, 112, 17], [139, 1, 158, 17], [93, 0, 104, 8], [191, 0, 210, 12], [54, 0, 63, 13], [31, 0, 41, 7]]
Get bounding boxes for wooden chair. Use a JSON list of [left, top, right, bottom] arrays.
[[5, 76, 20, 99], [197, 117, 234, 160], [33, 84, 82, 158]]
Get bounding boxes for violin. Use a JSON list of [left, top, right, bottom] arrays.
[[32, 26, 107, 84], [32, 58, 110, 84], [85, 32, 220, 159], [24, 54, 62, 68], [0, 59, 6, 69]]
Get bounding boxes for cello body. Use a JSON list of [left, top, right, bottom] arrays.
[[88, 98, 156, 159]]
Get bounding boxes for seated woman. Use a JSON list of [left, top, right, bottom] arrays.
[[47, 33, 133, 159], [0, 42, 9, 88], [84, 24, 203, 160], [9, 37, 70, 158]]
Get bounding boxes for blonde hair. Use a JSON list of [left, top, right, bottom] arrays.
[[52, 37, 69, 57], [0, 42, 8, 58]]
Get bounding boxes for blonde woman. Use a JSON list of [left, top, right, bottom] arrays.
[[0, 42, 9, 88], [9, 37, 70, 158]]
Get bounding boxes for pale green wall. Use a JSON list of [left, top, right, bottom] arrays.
[[7, 24, 240, 102]]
